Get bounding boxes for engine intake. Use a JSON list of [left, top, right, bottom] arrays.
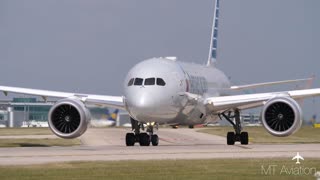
[[261, 97, 302, 137], [48, 98, 91, 139]]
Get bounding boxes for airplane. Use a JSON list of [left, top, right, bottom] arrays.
[[0, 0, 320, 146], [90, 109, 119, 127], [26, 120, 49, 128], [292, 152, 304, 164]]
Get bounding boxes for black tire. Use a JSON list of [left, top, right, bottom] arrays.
[[139, 133, 150, 146], [188, 125, 194, 129], [126, 133, 135, 146], [151, 135, 159, 146], [240, 132, 249, 145], [227, 132, 235, 145]]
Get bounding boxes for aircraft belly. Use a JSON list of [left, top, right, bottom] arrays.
[[167, 112, 219, 125], [136, 105, 180, 124]]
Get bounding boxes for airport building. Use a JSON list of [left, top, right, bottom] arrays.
[[241, 114, 261, 126], [0, 98, 54, 127], [0, 97, 132, 128]]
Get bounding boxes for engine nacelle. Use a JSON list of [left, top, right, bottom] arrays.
[[261, 97, 302, 137], [48, 98, 91, 139]]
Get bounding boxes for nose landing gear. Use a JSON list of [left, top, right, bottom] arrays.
[[125, 118, 159, 146], [219, 109, 249, 145]]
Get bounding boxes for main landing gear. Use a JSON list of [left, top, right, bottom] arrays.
[[126, 118, 159, 146], [219, 109, 249, 145]]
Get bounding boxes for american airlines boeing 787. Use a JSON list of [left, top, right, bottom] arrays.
[[1, 0, 319, 146]]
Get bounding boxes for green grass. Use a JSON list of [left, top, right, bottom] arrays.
[[0, 138, 81, 147], [198, 126, 320, 144], [0, 159, 319, 180], [0, 128, 80, 147], [0, 128, 51, 136]]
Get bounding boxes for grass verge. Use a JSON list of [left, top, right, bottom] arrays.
[[0, 159, 319, 180], [198, 126, 320, 144], [0, 128, 51, 136], [0, 138, 81, 147]]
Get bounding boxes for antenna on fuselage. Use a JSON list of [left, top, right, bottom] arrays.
[[206, 0, 220, 67]]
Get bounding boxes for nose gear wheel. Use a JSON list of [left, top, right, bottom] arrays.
[[125, 118, 159, 147]]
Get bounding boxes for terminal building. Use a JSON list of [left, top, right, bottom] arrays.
[[0, 98, 54, 127], [0, 97, 132, 128]]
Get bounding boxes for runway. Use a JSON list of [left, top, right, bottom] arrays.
[[0, 128, 320, 165]]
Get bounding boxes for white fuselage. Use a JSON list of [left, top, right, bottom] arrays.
[[124, 58, 230, 125]]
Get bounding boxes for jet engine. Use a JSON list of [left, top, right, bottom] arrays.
[[48, 98, 91, 139], [261, 97, 302, 137]]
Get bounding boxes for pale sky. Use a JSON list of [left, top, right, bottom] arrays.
[[1, 0, 320, 119]]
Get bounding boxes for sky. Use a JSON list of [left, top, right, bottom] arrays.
[[1, 0, 320, 119]]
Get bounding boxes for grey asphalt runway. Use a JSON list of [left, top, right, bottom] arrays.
[[0, 128, 319, 165]]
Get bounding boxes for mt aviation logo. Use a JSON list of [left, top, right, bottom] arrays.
[[292, 152, 304, 164], [261, 152, 317, 176]]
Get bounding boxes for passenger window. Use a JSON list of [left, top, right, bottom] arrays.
[[145, 78, 155, 86], [134, 78, 143, 86], [128, 78, 134, 86], [157, 78, 166, 86]]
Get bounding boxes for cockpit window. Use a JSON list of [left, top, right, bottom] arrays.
[[157, 78, 166, 86], [134, 78, 143, 86], [145, 78, 155, 86], [128, 78, 134, 86]]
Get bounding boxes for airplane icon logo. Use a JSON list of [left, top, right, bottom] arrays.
[[292, 152, 304, 164]]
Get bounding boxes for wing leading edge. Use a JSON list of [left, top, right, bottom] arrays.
[[0, 86, 125, 110], [205, 88, 320, 113], [230, 77, 314, 91]]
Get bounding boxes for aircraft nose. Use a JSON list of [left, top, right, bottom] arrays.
[[126, 92, 156, 121], [130, 94, 153, 110]]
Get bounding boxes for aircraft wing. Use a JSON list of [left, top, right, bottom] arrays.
[[205, 88, 320, 113], [0, 85, 125, 110], [230, 77, 314, 91]]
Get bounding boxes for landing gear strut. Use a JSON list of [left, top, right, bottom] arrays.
[[219, 109, 249, 145], [125, 118, 159, 146]]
